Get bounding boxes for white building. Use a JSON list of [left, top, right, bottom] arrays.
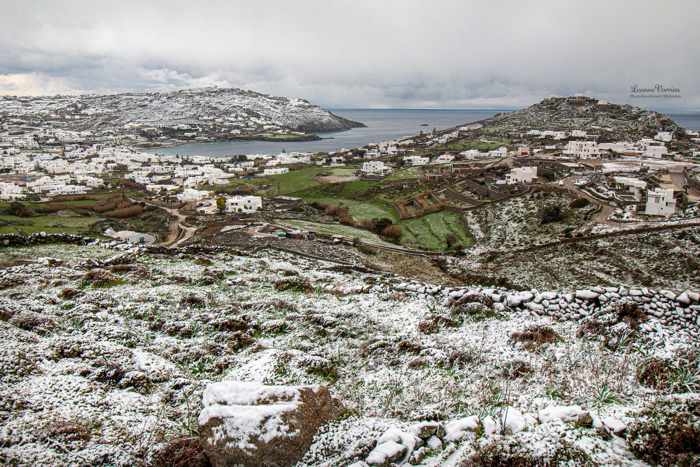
[[403, 155, 430, 166], [433, 153, 455, 164], [643, 145, 668, 159], [177, 188, 209, 203], [506, 166, 537, 184], [0, 182, 24, 200], [489, 146, 509, 158], [227, 195, 262, 213], [654, 131, 673, 143], [613, 176, 647, 201], [645, 188, 676, 217], [564, 141, 600, 159], [361, 161, 391, 176], [262, 167, 290, 176]]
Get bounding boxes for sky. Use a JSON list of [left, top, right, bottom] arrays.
[[1, 0, 699, 111]]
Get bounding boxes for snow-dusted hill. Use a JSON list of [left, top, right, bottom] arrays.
[[1, 238, 698, 465], [0, 87, 363, 145]]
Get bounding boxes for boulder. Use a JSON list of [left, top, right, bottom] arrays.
[[575, 289, 599, 300], [198, 381, 341, 467], [676, 292, 691, 305], [444, 416, 480, 442], [538, 405, 590, 425], [366, 428, 420, 465]]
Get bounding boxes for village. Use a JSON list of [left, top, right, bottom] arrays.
[[1, 95, 700, 255]]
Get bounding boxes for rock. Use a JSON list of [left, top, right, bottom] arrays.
[[541, 291, 558, 301], [499, 407, 537, 434], [481, 416, 499, 436], [426, 435, 442, 450], [538, 405, 590, 425], [575, 289, 599, 300], [366, 441, 406, 466], [198, 381, 340, 467], [444, 416, 480, 442], [688, 291, 699, 303], [409, 421, 444, 440], [676, 292, 691, 305], [601, 416, 627, 436]]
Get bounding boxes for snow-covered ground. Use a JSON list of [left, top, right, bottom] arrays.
[[0, 242, 698, 465]]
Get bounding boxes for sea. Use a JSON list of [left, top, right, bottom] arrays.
[[144, 108, 700, 157]]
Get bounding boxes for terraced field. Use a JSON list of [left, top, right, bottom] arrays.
[[400, 210, 473, 250]]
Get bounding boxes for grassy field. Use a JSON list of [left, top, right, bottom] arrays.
[[287, 174, 473, 251], [385, 167, 420, 181], [213, 166, 347, 195], [399, 211, 473, 250], [0, 214, 101, 235], [280, 219, 398, 247]]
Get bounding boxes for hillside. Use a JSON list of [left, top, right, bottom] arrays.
[[479, 96, 682, 141], [0, 87, 364, 145], [0, 236, 698, 465]]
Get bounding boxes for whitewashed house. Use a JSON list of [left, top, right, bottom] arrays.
[[177, 188, 209, 203], [645, 188, 676, 216], [361, 161, 391, 177], [227, 195, 262, 213], [488, 146, 509, 158], [613, 176, 647, 201], [262, 167, 290, 176], [642, 144, 668, 159], [564, 141, 600, 159], [506, 167, 537, 184], [0, 182, 25, 200], [654, 131, 673, 143], [433, 153, 455, 164], [403, 155, 429, 166]]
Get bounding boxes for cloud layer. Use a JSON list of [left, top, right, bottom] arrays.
[[1, 0, 698, 110]]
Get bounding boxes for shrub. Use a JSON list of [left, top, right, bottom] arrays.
[[539, 205, 563, 224], [6, 201, 34, 217], [510, 325, 562, 350], [151, 437, 211, 467], [569, 197, 590, 209], [381, 224, 402, 239], [626, 396, 700, 465]]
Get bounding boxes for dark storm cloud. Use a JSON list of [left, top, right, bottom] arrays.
[[0, 0, 698, 109]]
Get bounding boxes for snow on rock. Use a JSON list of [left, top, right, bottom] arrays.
[[444, 416, 480, 442], [199, 380, 341, 467], [576, 289, 600, 300], [537, 405, 590, 424], [676, 291, 691, 305], [600, 416, 627, 436], [499, 407, 537, 434], [366, 440, 407, 466], [366, 427, 421, 465]]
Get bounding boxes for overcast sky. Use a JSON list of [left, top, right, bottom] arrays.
[[1, 0, 698, 110]]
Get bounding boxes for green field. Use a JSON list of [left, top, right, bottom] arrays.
[[280, 219, 398, 247], [385, 167, 420, 181], [287, 175, 473, 251], [0, 214, 101, 235], [399, 211, 473, 250]]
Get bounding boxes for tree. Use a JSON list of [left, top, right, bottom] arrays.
[[6, 202, 34, 218], [216, 196, 226, 214], [540, 205, 563, 224]]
